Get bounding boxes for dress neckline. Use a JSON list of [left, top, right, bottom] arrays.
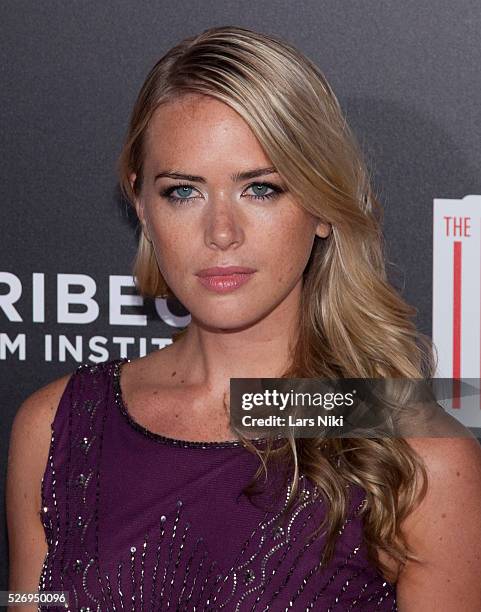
[[112, 358, 280, 450]]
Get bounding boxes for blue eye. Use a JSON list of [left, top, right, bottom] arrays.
[[160, 182, 285, 206], [168, 185, 196, 201], [159, 184, 200, 205], [247, 183, 276, 199]]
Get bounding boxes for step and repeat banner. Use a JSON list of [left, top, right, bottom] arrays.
[[2, 0, 481, 590], [0, 273, 183, 361], [433, 196, 481, 428]]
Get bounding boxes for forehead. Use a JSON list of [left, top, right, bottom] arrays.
[[143, 94, 271, 170]]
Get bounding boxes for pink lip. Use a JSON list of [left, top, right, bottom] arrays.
[[196, 266, 257, 277], [196, 271, 255, 294]]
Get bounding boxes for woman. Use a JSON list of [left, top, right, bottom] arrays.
[[7, 25, 481, 611]]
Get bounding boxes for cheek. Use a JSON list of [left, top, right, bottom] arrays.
[[269, 222, 316, 283], [149, 227, 188, 275], [148, 211, 197, 263]]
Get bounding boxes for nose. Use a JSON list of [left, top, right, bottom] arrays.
[[204, 196, 245, 251]]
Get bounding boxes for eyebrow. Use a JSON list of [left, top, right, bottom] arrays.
[[154, 166, 278, 183]]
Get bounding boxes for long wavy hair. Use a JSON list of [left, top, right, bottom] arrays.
[[117, 25, 436, 583]]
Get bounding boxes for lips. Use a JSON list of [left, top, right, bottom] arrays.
[[196, 266, 257, 277], [196, 271, 255, 293]]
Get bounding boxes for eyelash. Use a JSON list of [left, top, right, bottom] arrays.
[[159, 182, 285, 205]]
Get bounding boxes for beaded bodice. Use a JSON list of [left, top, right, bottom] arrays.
[[38, 358, 397, 610]]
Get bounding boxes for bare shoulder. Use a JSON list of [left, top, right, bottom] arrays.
[[10, 370, 73, 449], [6, 368, 74, 597], [14, 370, 73, 423], [7, 370, 74, 511], [405, 434, 481, 476], [395, 436, 481, 610]]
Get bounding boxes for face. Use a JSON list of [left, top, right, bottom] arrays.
[[131, 93, 330, 331]]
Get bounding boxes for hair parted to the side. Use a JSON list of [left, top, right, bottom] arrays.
[[117, 25, 437, 583]]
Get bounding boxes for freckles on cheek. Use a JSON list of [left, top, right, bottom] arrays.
[[275, 260, 296, 284], [272, 236, 312, 284], [152, 230, 184, 260]]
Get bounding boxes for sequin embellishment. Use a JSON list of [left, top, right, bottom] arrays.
[[37, 359, 398, 611]]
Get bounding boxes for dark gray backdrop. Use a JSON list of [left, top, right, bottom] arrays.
[[2, 0, 481, 590]]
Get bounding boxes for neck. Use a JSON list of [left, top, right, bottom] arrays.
[[171, 287, 301, 396]]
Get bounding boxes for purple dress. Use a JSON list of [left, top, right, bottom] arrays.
[[38, 359, 397, 611]]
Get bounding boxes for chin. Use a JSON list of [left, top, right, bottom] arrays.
[[192, 309, 262, 332]]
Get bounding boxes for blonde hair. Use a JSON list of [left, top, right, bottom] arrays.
[[117, 25, 436, 582]]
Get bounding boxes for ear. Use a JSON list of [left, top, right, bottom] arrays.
[[129, 172, 152, 242], [315, 220, 331, 239]]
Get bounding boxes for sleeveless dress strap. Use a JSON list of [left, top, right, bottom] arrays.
[[39, 360, 117, 602]]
